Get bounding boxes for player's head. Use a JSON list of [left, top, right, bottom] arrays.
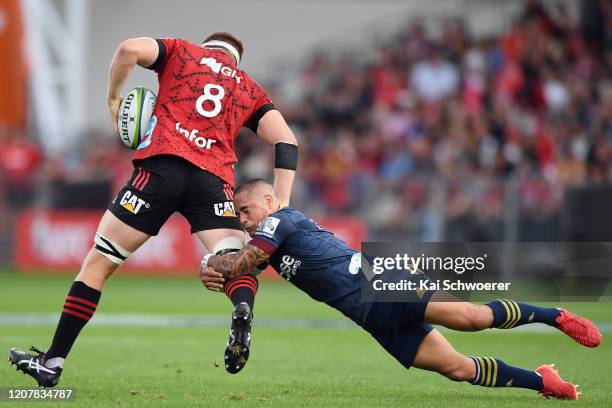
[[202, 32, 244, 65], [234, 179, 279, 236]]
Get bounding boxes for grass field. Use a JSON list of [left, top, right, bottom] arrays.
[[1, 271, 611, 407]]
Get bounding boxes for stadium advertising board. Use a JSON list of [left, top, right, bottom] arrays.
[[14, 210, 365, 276]]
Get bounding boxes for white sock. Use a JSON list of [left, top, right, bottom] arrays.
[[45, 357, 65, 369]]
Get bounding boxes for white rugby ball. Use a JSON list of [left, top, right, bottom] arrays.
[[117, 87, 156, 149]]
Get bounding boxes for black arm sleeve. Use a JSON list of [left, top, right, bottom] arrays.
[[147, 39, 167, 72], [274, 142, 298, 170], [245, 103, 276, 132]]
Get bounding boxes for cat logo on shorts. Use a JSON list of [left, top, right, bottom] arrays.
[[120, 191, 150, 214], [214, 201, 236, 217]]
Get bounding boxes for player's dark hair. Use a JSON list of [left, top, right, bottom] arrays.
[[203, 32, 244, 59], [235, 179, 269, 196]]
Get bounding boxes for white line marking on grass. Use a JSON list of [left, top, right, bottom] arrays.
[[0, 314, 610, 332], [0, 314, 359, 329]]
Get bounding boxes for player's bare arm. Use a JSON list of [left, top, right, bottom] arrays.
[[107, 37, 159, 132], [202, 244, 270, 280], [256, 110, 298, 206]]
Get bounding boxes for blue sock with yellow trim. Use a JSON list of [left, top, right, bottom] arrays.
[[470, 357, 543, 390], [485, 300, 560, 329]]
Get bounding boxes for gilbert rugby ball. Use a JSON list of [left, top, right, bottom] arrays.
[[117, 87, 156, 149]]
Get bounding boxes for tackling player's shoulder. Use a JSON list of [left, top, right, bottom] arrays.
[[259, 207, 294, 225], [268, 207, 318, 229], [270, 206, 300, 219], [255, 208, 295, 234]]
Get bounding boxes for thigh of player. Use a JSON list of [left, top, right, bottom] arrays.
[[179, 169, 245, 252], [97, 210, 150, 252], [365, 317, 435, 369], [80, 156, 189, 287], [109, 155, 188, 236], [363, 300, 435, 369], [76, 210, 152, 289]]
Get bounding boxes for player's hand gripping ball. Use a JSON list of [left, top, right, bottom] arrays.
[[117, 87, 157, 149]]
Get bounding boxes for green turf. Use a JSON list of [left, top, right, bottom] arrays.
[[0, 272, 340, 319], [0, 271, 611, 407]]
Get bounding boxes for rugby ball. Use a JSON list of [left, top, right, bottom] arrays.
[[117, 87, 156, 149]]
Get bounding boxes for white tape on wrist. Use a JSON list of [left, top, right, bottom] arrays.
[[201, 254, 213, 268]]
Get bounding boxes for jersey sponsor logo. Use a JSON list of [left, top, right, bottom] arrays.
[[255, 217, 281, 238], [279, 254, 301, 281], [214, 201, 236, 217], [175, 122, 217, 149], [120, 191, 150, 214], [200, 57, 242, 83]]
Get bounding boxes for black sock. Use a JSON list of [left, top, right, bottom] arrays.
[[485, 299, 561, 329], [470, 357, 543, 391], [224, 274, 258, 310], [46, 281, 101, 359]]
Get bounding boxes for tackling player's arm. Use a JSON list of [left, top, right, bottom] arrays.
[[107, 37, 160, 132], [256, 110, 298, 207], [200, 185, 293, 291], [201, 244, 270, 280]]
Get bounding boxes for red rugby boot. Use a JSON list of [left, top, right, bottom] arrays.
[[555, 308, 601, 347], [536, 364, 580, 400]]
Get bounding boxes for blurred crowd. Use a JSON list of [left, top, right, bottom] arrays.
[[0, 126, 131, 211], [2, 0, 611, 241], [237, 0, 612, 239]]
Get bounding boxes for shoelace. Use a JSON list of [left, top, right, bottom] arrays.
[[29, 346, 45, 356], [22, 346, 57, 374]]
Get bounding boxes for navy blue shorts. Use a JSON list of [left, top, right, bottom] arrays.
[[363, 298, 434, 369]]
